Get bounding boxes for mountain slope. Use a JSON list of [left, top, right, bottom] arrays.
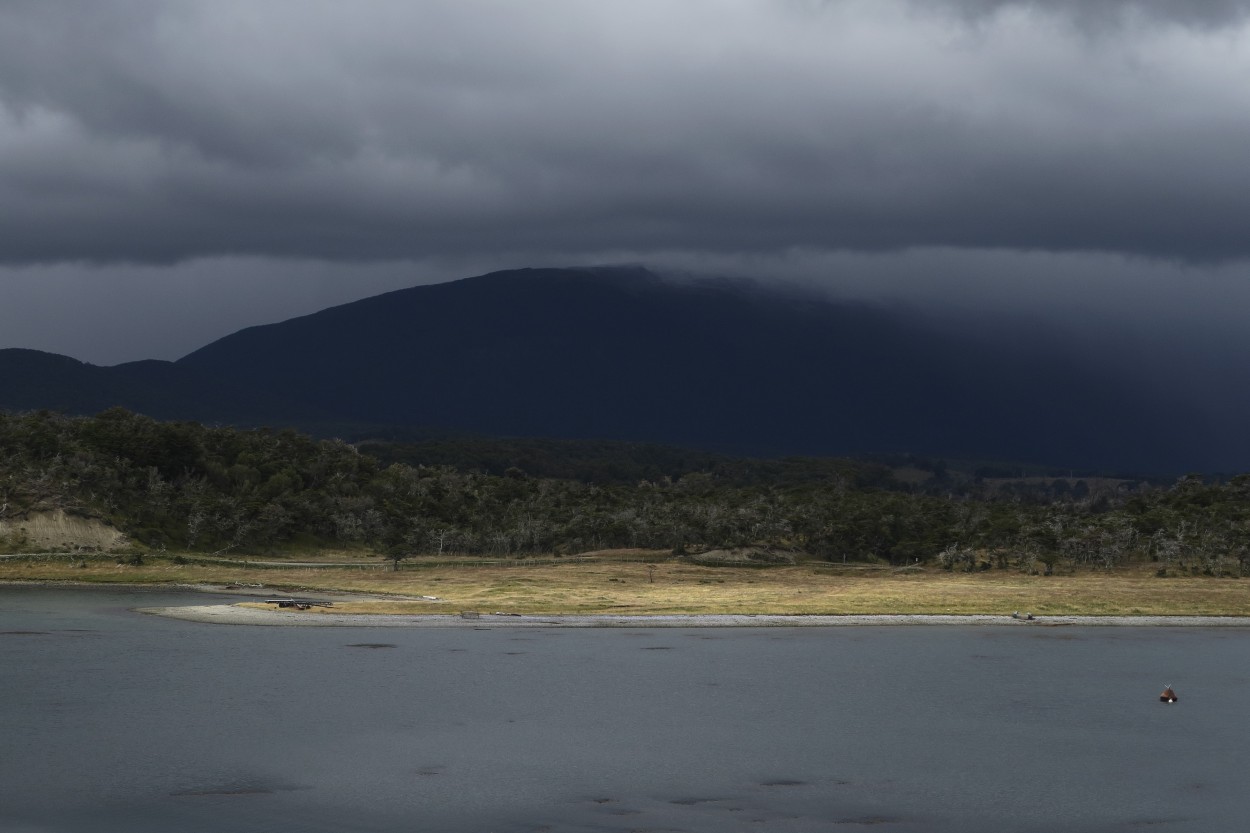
[[172, 266, 1204, 470], [0, 266, 1227, 471], [0, 349, 328, 425]]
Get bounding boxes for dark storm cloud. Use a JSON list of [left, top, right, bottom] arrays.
[[4, 0, 1250, 427], [939, 0, 1250, 28], [4, 0, 1250, 265]]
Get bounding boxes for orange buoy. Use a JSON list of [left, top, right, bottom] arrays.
[[1160, 686, 1178, 703]]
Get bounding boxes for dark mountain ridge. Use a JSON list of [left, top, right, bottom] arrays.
[[0, 266, 1228, 472]]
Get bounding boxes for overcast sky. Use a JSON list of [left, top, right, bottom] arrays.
[[3, 0, 1250, 371]]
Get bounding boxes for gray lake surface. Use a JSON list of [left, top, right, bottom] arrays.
[[2, 586, 1248, 833]]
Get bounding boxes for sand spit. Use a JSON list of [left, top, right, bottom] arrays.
[[138, 605, 1250, 628]]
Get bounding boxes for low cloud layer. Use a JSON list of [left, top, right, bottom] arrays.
[[4, 0, 1250, 264]]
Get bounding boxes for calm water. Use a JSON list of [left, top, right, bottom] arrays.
[[2, 586, 1248, 833]]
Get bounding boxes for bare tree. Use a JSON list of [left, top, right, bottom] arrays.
[[428, 526, 457, 557]]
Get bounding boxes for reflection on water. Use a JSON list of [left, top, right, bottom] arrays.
[[2, 586, 1249, 832]]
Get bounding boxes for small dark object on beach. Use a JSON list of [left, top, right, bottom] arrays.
[[1160, 686, 1178, 703], [265, 598, 332, 609], [1011, 611, 1034, 621]]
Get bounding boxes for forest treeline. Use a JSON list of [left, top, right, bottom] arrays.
[[3, 408, 1249, 575]]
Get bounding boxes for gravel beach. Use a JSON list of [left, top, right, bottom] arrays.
[[137, 603, 1250, 628]]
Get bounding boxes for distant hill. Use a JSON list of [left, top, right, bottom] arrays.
[[0, 266, 1226, 472], [0, 348, 328, 425]]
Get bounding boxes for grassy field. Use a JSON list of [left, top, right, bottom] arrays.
[[4, 550, 1250, 616]]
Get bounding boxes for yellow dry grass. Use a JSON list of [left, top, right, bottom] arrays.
[[5, 555, 1250, 617]]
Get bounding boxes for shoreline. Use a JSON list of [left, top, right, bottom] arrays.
[[9, 580, 1250, 627], [138, 604, 1250, 628]]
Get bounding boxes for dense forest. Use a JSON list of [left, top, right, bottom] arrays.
[[3, 408, 1249, 576]]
